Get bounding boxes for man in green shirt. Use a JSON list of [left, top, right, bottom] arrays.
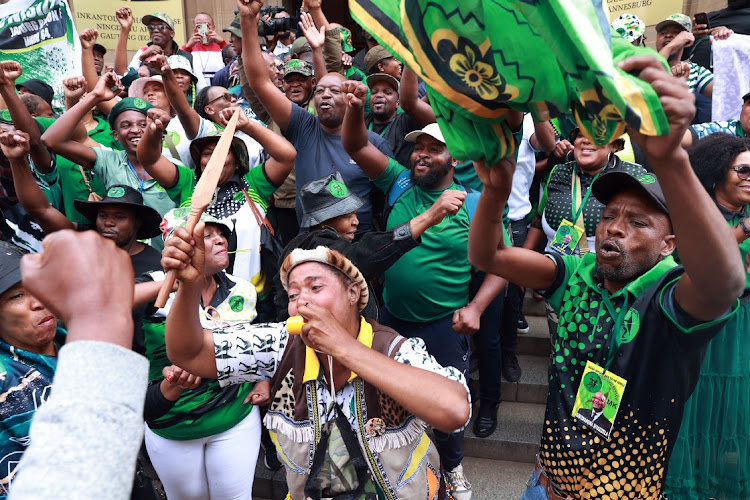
[[42, 74, 195, 250], [469, 56, 745, 499], [341, 80, 506, 500]]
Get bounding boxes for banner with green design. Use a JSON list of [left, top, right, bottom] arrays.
[[0, 0, 81, 111], [349, 0, 670, 164]]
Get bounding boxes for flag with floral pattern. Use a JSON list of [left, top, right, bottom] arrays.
[[348, 0, 670, 164]]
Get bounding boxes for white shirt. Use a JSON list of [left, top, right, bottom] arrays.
[[507, 114, 539, 221]]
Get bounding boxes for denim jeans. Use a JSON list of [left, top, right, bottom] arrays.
[[520, 466, 549, 499]]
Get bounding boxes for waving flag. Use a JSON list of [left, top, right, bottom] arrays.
[[350, 0, 670, 163]]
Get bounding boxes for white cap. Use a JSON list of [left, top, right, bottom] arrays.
[[404, 122, 445, 144]]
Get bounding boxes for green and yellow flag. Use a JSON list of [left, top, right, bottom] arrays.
[[349, 0, 670, 163]]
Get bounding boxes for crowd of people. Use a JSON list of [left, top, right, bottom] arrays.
[[0, 0, 749, 499]]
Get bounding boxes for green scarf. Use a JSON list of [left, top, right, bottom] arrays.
[[349, 0, 670, 163]]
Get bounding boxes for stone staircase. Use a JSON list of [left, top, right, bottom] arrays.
[[252, 294, 552, 500]]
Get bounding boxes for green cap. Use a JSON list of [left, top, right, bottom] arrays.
[[290, 36, 312, 55], [223, 14, 241, 38], [283, 59, 313, 78], [108, 97, 154, 128], [655, 13, 692, 33], [142, 12, 175, 31]]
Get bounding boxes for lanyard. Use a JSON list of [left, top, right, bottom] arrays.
[[367, 119, 392, 137], [570, 169, 602, 223], [600, 288, 630, 372], [127, 161, 146, 193]]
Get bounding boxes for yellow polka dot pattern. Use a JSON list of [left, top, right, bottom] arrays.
[[540, 409, 673, 498]]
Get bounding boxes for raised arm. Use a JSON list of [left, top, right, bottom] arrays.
[[113, 7, 134, 76], [400, 66, 435, 127], [621, 56, 744, 320], [0, 61, 52, 173], [42, 73, 121, 168], [148, 54, 202, 138], [299, 12, 328, 80], [237, 0, 293, 130], [530, 120, 556, 153], [162, 224, 221, 378], [0, 131, 75, 233], [79, 29, 101, 92], [468, 158, 558, 290], [136, 108, 180, 188], [219, 107, 296, 186], [302, 0, 343, 75], [340, 80, 389, 179]]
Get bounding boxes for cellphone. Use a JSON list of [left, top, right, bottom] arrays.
[[197, 22, 209, 44], [694, 12, 710, 29]]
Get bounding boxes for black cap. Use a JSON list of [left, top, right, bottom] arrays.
[[300, 173, 364, 228], [93, 43, 107, 56], [592, 171, 669, 216], [16, 79, 54, 107], [74, 185, 163, 239], [0, 242, 26, 296], [742, 92, 750, 103]]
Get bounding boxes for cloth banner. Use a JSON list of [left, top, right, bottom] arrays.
[[711, 35, 750, 122], [0, 0, 81, 111], [349, 0, 670, 163]]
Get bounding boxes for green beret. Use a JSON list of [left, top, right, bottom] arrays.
[[108, 97, 154, 129]]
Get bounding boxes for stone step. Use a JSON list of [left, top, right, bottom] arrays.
[[462, 456, 533, 499], [522, 290, 548, 318], [516, 315, 551, 357], [499, 354, 549, 405], [252, 449, 288, 500], [464, 401, 545, 463]]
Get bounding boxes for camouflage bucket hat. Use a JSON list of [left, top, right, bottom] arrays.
[[189, 130, 250, 179]]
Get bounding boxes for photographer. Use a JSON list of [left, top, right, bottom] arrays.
[[261, 6, 294, 57]]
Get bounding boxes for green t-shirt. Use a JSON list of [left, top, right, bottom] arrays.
[[373, 158, 472, 322], [92, 149, 195, 249], [143, 315, 254, 441], [35, 116, 115, 224]]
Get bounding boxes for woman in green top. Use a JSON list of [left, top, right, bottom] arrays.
[[524, 128, 646, 256], [665, 133, 750, 499], [140, 211, 269, 500]]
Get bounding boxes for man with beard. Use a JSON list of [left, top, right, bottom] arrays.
[[342, 81, 507, 500], [468, 56, 745, 498], [237, 0, 393, 236]]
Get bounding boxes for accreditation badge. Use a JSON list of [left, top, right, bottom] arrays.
[[550, 219, 585, 255], [571, 361, 627, 439]]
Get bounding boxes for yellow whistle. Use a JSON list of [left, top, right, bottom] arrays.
[[286, 315, 306, 335]]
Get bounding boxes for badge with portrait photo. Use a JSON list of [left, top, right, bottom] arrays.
[[550, 219, 585, 255], [572, 361, 627, 439]]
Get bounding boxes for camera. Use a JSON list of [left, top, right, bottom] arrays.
[[258, 6, 293, 37]]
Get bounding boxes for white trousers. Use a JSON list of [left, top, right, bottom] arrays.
[[144, 405, 261, 500]]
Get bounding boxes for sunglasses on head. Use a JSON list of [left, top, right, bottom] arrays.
[[729, 164, 750, 180], [147, 24, 170, 32]]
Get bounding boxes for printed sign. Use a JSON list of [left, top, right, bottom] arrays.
[[72, 0, 185, 52], [603, 0, 685, 27], [0, 0, 82, 110]]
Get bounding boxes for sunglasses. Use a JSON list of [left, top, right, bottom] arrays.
[[208, 92, 237, 105], [147, 24, 170, 32], [729, 164, 750, 180]]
